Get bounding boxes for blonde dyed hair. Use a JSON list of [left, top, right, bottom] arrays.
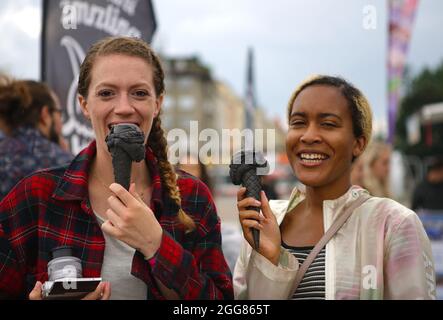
[[78, 36, 195, 232], [362, 141, 392, 197], [287, 75, 373, 155]]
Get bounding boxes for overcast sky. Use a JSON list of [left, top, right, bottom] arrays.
[[1, 0, 442, 131]]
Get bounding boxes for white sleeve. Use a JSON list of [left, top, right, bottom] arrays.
[[233, 240, 299, 300]]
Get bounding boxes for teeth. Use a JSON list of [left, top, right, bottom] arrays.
[[302, 159, 323, 164], [300, 153, 327, 160]]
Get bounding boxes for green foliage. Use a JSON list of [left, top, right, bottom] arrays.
[[395, 61, 443, 158]]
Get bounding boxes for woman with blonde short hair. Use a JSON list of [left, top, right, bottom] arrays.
[[234, 75, 435, 300]]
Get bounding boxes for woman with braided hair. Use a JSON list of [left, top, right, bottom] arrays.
[[0, 37, 233, 300]]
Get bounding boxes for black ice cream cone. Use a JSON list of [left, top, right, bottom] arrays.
[[110, 149, 133, 190], [105, 123, 146, 191]]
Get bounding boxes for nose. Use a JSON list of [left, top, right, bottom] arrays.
[[300, 124, 322, 144], [114, 94, 135, 116]]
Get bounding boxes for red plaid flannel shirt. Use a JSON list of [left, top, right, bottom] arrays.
[[0, 141, 233, 299]]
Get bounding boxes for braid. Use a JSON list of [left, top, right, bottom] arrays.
[[148, 116, 196, 232]]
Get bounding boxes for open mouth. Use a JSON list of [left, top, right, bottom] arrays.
[[297, 152, 330, 166]]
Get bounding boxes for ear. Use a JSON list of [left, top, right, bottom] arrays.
[[154, 94, 163, 118], [78, 95, 90, 120], [40, 105, 52, 126], [352, 136, 367, 159]]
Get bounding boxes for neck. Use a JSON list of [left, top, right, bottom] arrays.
[[0, 120, 10, 135], [91, 148, 151, 190], [303, 174, 352, 213]]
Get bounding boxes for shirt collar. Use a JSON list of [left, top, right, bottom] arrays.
[[322, 185, 368, 211], [276, 185, 369, 224], [52, 140, 164, 211]]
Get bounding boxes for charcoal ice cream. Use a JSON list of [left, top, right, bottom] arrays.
[[105, 123, 145, 190]]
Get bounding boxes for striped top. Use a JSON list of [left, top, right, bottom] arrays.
[[282, 242, 325, 300]]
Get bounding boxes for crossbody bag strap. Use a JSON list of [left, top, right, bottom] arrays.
[[288, 193, 370, 299]]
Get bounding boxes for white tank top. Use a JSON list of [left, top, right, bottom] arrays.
[[95, 212, 148, 300]]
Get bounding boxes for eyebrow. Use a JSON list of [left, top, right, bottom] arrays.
[[289, 112, 306, 118], [289, 112, 342, 121], [95, 82, 151, 89], [318, 113, 342, 121]]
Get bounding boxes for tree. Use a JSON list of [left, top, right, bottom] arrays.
[[395, 60, 443, 158]]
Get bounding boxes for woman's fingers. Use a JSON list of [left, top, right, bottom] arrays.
[[239, 211, 264, 235], [28, 281, 43, 300], [129, 183, 144, 204], [107, 194, 126, 216], [100, 282, 111, 300], [101, 218, 122, 239], [104, 208, 123, 229], [109, 183, 137, 207], [239, 210, 264, 223], [236, 187, 247, 201], [82, 282, 110, 300], [237, 197, 261, 211], [260, 191, 273, 219], [241, 218, 264, 231]]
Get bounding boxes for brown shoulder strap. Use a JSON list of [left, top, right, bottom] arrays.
[[288, 194, 370, 299]]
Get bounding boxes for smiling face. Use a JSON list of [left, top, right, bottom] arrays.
[[78, 54, 162, 155], [286, 85, 366, 190]]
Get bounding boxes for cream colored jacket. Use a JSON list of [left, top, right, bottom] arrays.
[[233, 186, 436, 300]]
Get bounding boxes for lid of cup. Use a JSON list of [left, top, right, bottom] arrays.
[[51, 246, 74, 259]]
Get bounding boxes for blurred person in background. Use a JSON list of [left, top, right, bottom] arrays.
[[0, 74, 12, 139], [412, 156, 443, 211], [0, 78, 73, 200], [362, 141, 392, 198], [350, 155, 366, 188]]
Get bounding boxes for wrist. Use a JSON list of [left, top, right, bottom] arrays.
[[268, 248, 281, 266], [269, 256, 279, 266], [145, 252, 157, 268], [140, 244, 159, 260], [140, 229, 163, 259]]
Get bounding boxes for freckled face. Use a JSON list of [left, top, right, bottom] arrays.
[[79, 54, 162, 155], [286, 85, 365, 188]]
